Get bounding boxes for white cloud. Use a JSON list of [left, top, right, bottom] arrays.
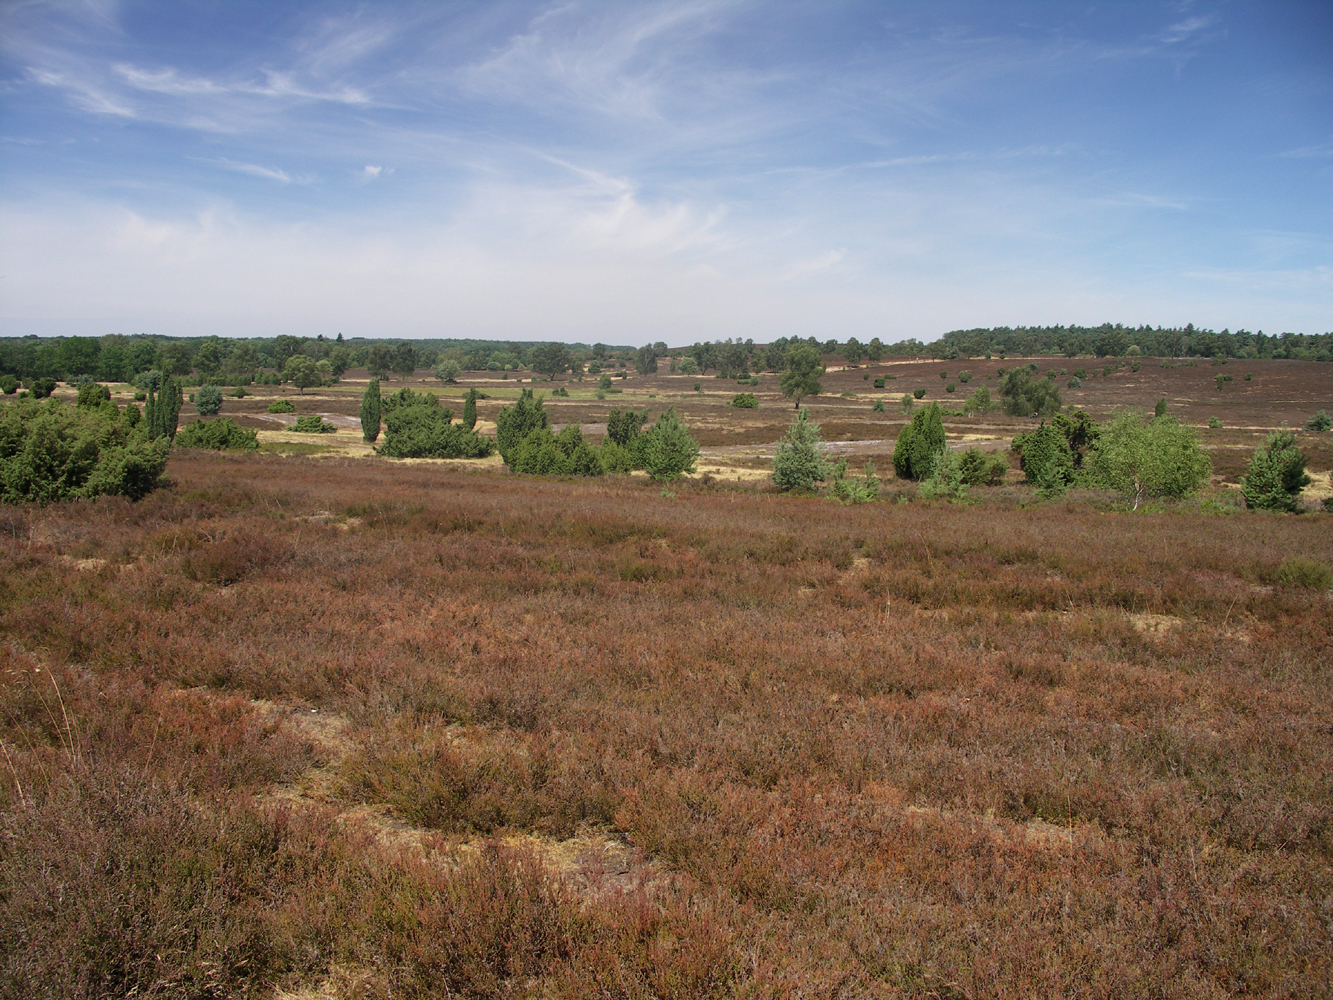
[[363, 165, 383, 178], [209, 159, 295, 184]]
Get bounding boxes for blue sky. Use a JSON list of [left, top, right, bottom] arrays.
[[1, 1, 1330, 344]]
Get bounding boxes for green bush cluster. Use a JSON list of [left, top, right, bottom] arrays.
[[380, 393, 493, 459], [998, 367, 1061, 418], [174, 418, 259, 451], [772, 408, 831, 491], [511, 424, 602, 476], [0, 398, 169, 503], [730, 393, 758, 408], [293, 415, 337, 434], [267, 398, 295, 413], [892, 403, 946, 481], [194, 384, 223, 416], [1241, 429, 1310, 512]]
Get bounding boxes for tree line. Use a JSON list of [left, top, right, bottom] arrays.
[[936, 324, 1332, 362]]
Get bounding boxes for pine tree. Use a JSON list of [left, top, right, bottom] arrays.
[[360, 379, 382, 443], [463, 389, 477, 431], [772, 408, 831, 490]]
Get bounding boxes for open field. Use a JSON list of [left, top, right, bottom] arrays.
[[4, 357, 1331, 997]]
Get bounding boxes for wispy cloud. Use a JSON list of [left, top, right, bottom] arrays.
[[204, 158, 297, 184]]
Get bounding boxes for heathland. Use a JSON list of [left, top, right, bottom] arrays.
[[1, 349, 1331, 998]]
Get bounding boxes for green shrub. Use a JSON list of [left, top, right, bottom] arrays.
[[606, 408, 647, 447], [293, 415, 337, 434], [912, 388, 926, 399], [1274, 557, 1332, 590], [1240, 429, 1310, 512], [0, 375, 18, 395], [958, 371, 971, 383], [598, 440, 634, 473], [872, 398, 885, 413], [892, 403, 946, 481], [873, 377, 885, 389], [268, 398, 295, 414], [551, 387, 569, 397], [1086, 411, 1211, 509], [76, 382, 112, 408], [174, 418, 259, 451], [900, 393, 915, 412], [495, 389, 548, 465], [194, 384, 223, 416], [830, 460, 880, 504], [1073, 368, 1087, 379], [1208, 416, 1223, 429], [359, 380, 381, 443], [1245, 372, 1253, 381], [731, 393, 758, 408], [379, 398, 493, 459], [939, 371, 948, 379], [0, 399, 169, 503], [918, 449, 968, 501], [957, 447, 1008, 486], [1305, 410, 1331, 433], [1067, 377, 1082, 389], [1012, 424, 1074, 498], [999, 367, 1061, 418], [512, 424, 602, 476], [462, 389, 478, 430], [27, 378, 57, 399], [230, 386, 248, 398], [1051, 410, 1100, 468], [693, 382, 702, 392], [965, 386, 991, 414], [640, 409, 699, 482], [945, 383, 956, 393], [772, 408, 831, 491]]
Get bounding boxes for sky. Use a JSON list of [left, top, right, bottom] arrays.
[[1, 1, 1330, 345]]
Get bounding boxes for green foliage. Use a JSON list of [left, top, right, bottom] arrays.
[[144, 378, 183, 442], [958, 371, 971, 383], [0, 399, 169, 503], [1086, 411, 1212, 509], [779, 344, 824, 408], [945, 383, 956, 393], [999, 367, 1061, 418], [27, 377, 57, 399], [435, 360, 460, 383], [957, 447, 1008, 486], [965, 385, 991, 414], [76, 382, 112, 408], [918, 449, 968, 501], [360, 380, 381, 443], [830, 460, 880, 504], [293, 415, 337, 434], [283, 355, 319, 393], [495, 389, 548, 465], [912, 388, 926, 399], [511, 424, 603, 476], [1305, 410, 1331, 433], [1012, 424, 1074, 498], [379, 396, 493, 459], [194, 384, 223, 416], [1051, 410, 1100, 468], [634, 345, 658, 375], [1240, 429, 1310, 512], [462, 389, 478, 430], [531, 342, 570, 380], [873, 377, 885, 389], [268, 398, 296, 414], [598, 440, 634, 474], [640, 409, 699, 482], [174, 418, 259, 451], [392, 341, 418, 379], [1275, 557, 1331, 590], [892, 403, 946, 481], [1155, 398, 1167, 418], [872, 398, 885, 413], [731, 393, 758, 408], [900, 393, 915, 412], [0, 375, 18, 395], [1208, 416, 1223, 429], [678, 355, 699, 375], [605, 408, 647, 447], [772, 409, 831, 491], [1067, 377, 1082, 388]]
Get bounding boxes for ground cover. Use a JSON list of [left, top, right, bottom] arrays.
[[1, 446, 1331, 998]]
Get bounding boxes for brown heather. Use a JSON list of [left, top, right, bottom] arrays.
[[1, 450, 1331, 998]]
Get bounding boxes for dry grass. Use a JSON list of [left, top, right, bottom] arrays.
[[0, 448, 1330, 997]]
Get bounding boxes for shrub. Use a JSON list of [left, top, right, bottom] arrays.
[[965, 385, 991, 414], [893, 403, 946, 481], [678, 356, 699, 375], [230, 386, 248, 398], [640, 409, 699, 482], [0, 375, 18, 395], [1155, 398, 1167, 417], [512, 424, 602, 477], [293, 415, 337, 433], [1073, 368, 1087, 379], [1011, 424, 1074, 498], [772, 408, 831, 491], [900, 393, 915, 412], [380, 400, 493, 459], [999, 367, 1061, 418], [958, 371, 971, 383], [918, 449, 967, 501], [1305, 410, 1331, 433], [694, 382, 702, 392], [1067, 377, 1082, 388], [1240, 429, 1310, 512], [598, 440, 634, 473], [913, 388, 926, 399], [0, 399, 169, 503], [873, 377, 885, 389], [945, 383, 956, 393], [830, 460, 880, 504], [606, 408, 647, 447], [463, 389, 478, 430], [76, 382, 112, 408], [939, 371, 948, 379], [1274, 557, 1331, 590], [268, 398, 295, 414], [174, 418, 259, 451], [731, 393, 758, 409], [1051, 410, 1100, 468], [1086, 411, 1212, 509], [144, 378, 183, 442], [872, 398, 885, 413], [495, 389, 548, 465], [360, 379, 382, 443], [194, 384, 223, 416], [1208, 416, 1223, 429], [1245, 371, 1253, 381], [27, 377, 57, 399], [957, 447, 1008, 486], [435, 360, 460, 383]]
